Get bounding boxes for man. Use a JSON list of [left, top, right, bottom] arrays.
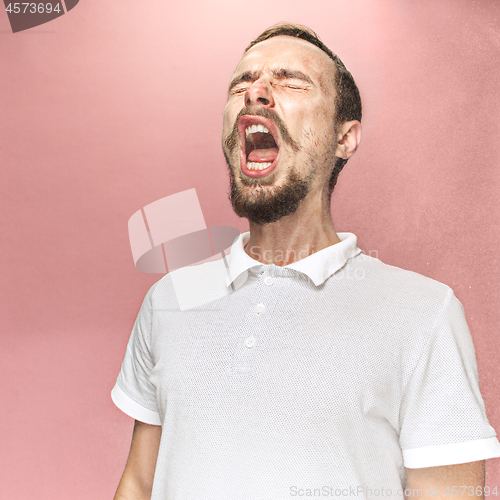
[[112, 24, 500, 500]]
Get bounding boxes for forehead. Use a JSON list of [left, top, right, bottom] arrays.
[[233, 35, 336, 88]]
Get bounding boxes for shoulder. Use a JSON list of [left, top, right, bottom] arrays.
[[351, 252, 452, 300], [341, 254, 469, 362], [344, 253, 457, 327]]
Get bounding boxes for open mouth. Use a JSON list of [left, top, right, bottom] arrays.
[[237, 115, 280, 177]]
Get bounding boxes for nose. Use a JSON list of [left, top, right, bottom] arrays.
[[245, 78, 275, 108]]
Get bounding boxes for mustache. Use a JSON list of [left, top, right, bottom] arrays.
[[223, 107, 300, 154]]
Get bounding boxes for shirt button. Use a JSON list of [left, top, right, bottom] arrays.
[[255, 303, 266, 313], [244, 336, 256, 348], [264, 276, 273, 286]]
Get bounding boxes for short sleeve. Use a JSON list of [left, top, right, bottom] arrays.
[[399, 288, 500, 468], [111, 283, 161, 426]]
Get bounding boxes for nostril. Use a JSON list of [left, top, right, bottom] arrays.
[[258, 97, 270, 105]]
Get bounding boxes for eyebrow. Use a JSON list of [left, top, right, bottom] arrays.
[[228, 68, 314, 92]]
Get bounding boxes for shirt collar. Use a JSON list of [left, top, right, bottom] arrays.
[[224, 231, 362, 288]]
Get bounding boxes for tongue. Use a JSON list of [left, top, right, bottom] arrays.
[[248, 147, 278, 163]]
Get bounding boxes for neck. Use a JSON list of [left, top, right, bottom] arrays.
[[244, 202, 341, 266]]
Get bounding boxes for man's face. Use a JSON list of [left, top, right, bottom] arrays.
[[222, 35, 339, 225]]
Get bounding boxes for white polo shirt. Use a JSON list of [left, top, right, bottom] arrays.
[[112, 232, 500, 500]]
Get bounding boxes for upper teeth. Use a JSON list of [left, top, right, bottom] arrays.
[[245, 124, 270, 136]]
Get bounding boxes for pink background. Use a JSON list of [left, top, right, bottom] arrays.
[[1, 0, 499, 497]]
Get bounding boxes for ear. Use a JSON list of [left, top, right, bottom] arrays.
[[334, 120, 362, 160]]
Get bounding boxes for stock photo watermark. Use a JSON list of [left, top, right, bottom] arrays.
[[290, 485, 406, 498], [2, 0, 79, 32], [289, 485, 499, 498], [128, 188, 380, 277]]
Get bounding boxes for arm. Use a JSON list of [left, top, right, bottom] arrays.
[[405, 460, 485, 499], [114, 420, 162, 500]]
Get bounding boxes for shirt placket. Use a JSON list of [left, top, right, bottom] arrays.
[[231, 266, 276, 374]]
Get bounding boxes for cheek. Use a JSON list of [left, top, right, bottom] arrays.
[[222, 105, 235, 136], [310, 107, 336, 138], [288, 101, 333, 133], [299, 120, 337, 152]]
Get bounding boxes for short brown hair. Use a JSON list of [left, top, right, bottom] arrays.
[[245, 23, 362, 197]]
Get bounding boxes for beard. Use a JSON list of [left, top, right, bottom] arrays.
[[226, 160, 314, 225], [222, 107, 317, 226]]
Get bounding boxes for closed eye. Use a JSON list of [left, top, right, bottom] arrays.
[[231, 87, 248, 95], [233, 83, 302, 93], [274, 82, 306, 91]]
